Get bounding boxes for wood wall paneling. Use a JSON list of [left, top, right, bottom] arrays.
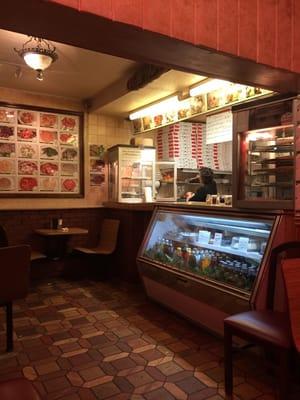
[[217, 0, 238, 55], [257, 0, 277, 66], [47, 0, 300, 75], [195, 0, 218, 49], [171, 0, 195, 43], [292, 0, 300, 72], [112, 0, 143, 27], [238, 0, 258, 62], [142, 0, 172, 36], [277, 0, 293, 71], [80, 0, 113, 19]]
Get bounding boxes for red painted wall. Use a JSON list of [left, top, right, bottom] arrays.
[[47, 0, 299, 73]]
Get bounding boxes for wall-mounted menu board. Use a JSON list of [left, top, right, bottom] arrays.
[[0, 103, 83, 197]]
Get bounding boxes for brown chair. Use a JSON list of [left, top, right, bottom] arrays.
[[224, 241, 300, 400], [0, 245, 31, 352], [74, 219, 119, 256], [0, 224, 45, 261], [0, 225, 8, 247], [0, 378, 41, 400]]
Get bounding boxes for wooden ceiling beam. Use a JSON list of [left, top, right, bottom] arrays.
[[85, 64, 169, 113]]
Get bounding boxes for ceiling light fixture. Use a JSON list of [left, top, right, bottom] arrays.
[[129, 95, 180, 120], [14, 36, 58, 81], [189, 78, 231, 97]]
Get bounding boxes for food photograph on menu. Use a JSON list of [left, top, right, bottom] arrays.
[[0, 105, 82, 196]]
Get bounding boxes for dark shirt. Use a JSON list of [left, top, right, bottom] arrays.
[[189, 181, 217, 202]]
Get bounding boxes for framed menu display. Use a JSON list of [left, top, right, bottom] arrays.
[[0, 103, 83, 197]]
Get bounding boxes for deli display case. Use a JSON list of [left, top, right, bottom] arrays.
[[108, 145, 156, 203], [137, 205, 297, 334], [233, 97, 300, 209]]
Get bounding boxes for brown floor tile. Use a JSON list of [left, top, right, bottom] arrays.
[[140, 348, 164, 361], [157, 361, 183, 377], [111, 356, 137, 371], [176, 376, 206, 394], [43, 376, 71, 393], [189, 387, 218, 400], [78, 388, 97, 399], [114, 376, 134, 393], [92, 381, 120, 399], [144, 387, 175, 400], [0, 278, 292, 400], [127, 370, 154, 387], [79, 366, 105, 381], [36, 361, 60, 375]]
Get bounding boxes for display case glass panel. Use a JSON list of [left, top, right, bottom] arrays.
[[108, 145, 155, 203], [236, 99, 295, 205], [142, 210, 273, 293], [240, 124, 294, 201], [155, 161, 177, 201]]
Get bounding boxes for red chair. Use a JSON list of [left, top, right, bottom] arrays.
[[224, 241, 300, 400], [0, 378, 41, 400], [0, 245, 31, 352]]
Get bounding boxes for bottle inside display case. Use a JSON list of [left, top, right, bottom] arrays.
[[142, 210, 273, 294]]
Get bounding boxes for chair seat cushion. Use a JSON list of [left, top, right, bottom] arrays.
[[74, 246, 112, 255], [0, 378, 41, 400], [224, 310, 292, 348]]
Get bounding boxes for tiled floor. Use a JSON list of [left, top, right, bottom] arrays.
[[0, 278, 297, 399]]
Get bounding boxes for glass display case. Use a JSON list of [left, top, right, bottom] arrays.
[[108, 145, 155, 203], [141, 210, 272, 295], [234, 98, 298, 208], [155, 161, 177, 202], [137, 205, 297, 334]]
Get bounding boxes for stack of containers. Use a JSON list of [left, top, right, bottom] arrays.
[[157, 122, 232, 171], [196, 123, 219, 169], [156, 122, 197, 168]]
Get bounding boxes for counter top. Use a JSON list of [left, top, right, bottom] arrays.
[[103, 201, 289, 216], [103, 201, 156, 211]]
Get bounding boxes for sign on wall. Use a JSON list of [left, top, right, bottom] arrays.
[[206, 111, 233, 144], [0, 103, 83, 197]]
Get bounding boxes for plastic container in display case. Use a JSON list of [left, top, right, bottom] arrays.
[[137, 205, 297, 334], [108, 145, 155, 203]]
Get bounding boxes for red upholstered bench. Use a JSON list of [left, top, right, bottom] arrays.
[[0, 378, 41, 400]]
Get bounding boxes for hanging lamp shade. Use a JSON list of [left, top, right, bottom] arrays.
[[14, 36, 58, 80]]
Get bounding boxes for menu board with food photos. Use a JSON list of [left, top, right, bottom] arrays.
[[132, 84, 272, 135], [0, 105, 83, 196]]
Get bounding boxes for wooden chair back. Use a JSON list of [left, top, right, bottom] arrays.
[[266, 241, 300, 311], [0, 225, 8, 247], [0, 245, 31, 303], [281, 258, 300, 353], [96, 219, 120, 254]]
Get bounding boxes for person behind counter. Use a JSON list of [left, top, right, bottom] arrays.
[[185, 167, 217, 202]]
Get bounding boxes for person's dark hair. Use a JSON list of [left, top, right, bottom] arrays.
[[200, 167, 214, 185]]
